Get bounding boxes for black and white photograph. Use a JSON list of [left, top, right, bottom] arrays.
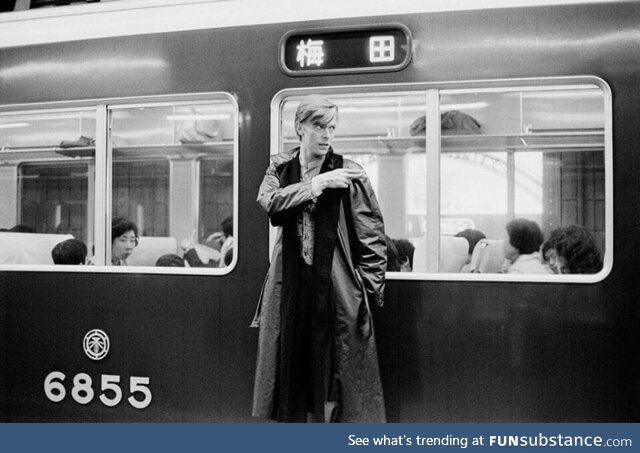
[[0, 0, 638, 449]]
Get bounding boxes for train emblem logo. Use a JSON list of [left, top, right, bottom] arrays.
[[83, 329, 110, 361]]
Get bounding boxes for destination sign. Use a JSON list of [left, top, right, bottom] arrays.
[[280, 24, 412, 76]]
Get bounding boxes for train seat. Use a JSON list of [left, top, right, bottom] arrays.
[[128, 236, 178, 266], [0, 232, 74, 265], [467, 239, 507, 273], [411, 235, 469, 273], [439, 235, 470, 273]]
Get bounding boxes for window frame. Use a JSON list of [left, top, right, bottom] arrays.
[[271, 76, 613, 283], [0, 92, 239, 274]]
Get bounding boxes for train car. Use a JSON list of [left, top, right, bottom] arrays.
[[0, 0, 638, 422]]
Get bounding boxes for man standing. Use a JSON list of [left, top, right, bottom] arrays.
[[251, 95, 387, 422]]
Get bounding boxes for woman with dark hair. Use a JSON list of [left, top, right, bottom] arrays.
[[454, 228, 486, 270], [217, 215, 234, 268], [503, 218, 551, 274], [9, 224, 35, 233], [155, 253, 185, 267], [111, 217, 138, 266], [384, 235, 401, 272], [393, 238, 415, 272], [544, 225, 602, 274]]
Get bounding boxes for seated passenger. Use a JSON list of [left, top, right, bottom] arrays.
[[412, 235, 469, 272], [216, 215, 234, 268], [503, 218, 551, 274], [223, 247, 233, 267], [9, 224, 35, 233], [454, 228, 486, 272], [111, 217, 139, 266], [543, 225, 602, 274], [385, 235, 401, 272], [51, 238, 87, 265], [182, 215, 233, 268], [541, 235, 554, 267], [155, 253, 186, 267], [182, 244, 220, 267], [393, 238, 415, 272]]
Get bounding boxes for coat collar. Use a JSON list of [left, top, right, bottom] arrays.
[[279, 147, 341, 187]]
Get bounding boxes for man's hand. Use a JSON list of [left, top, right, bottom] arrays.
[[312, 168, 364, 193]]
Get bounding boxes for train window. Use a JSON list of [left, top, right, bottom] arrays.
[[0, 109, 96, 265], [108, 100, 237, 270], [437, 87, 606, 278], [274, 79, 610, 281], [0, 94, 238, 272], [279, 92, 427, 272]]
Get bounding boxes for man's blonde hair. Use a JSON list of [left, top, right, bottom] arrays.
[[294, 95, 338, 140]]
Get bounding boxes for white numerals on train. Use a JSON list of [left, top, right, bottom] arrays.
[[44, 372, 152, 409]]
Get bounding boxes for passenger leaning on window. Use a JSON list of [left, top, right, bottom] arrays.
[[543, 225, 602, 274], [111, 217, 139, 266], [503, 218, 552, 275]]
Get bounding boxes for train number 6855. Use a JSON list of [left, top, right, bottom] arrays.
[[44, 372, 152, 409]]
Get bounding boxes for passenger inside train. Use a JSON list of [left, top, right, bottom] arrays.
[[543, 225, 602, 274], [51, 238, 88, 265], [181, 215, 233, 268], [9, 224, 35, 233], [385, 236, 401, 272], [0, 85, 607, 276], [393, 239, 415, 272], [503, 218, 552, 274], [155, 253, 186, 267], [454, 229, 486, 272], [216, 215, 234, 268], [111, 217, 139, 266]]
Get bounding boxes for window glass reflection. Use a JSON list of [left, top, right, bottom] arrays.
[[0, 109, 95, 265], [279, 84, 607, 277], [109, 100, 236, 268], [441, 87, 605, 275]]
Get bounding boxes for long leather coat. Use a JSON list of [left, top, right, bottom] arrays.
[[251, 148, 387, 422]]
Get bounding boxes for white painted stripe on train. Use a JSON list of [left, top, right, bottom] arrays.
[[0, 0, 629, 49]]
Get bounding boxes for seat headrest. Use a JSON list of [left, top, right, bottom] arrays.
[[468, 239, 506, 273], [439, 235, 470, 273], [410, 235, 473, 273], [127, 236, 178, 266], [0, 232, 74, 265]]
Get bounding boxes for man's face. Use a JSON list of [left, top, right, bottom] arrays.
[[298, 117, 337, 158]]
